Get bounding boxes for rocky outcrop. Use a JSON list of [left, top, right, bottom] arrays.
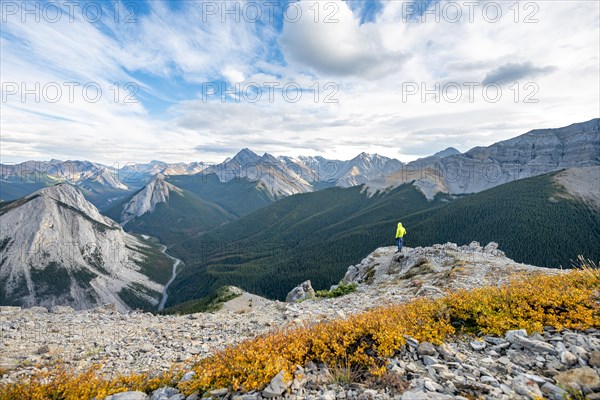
[[341, 241, 549, 292], [286, 280, 316, 303], [0, 184, 171, 311]]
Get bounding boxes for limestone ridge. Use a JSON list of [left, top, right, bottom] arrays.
[[0, 183, 168, 311], [3, 119, 598, 205], [120, 174, 182, 224], [365, 118, 600, 198]]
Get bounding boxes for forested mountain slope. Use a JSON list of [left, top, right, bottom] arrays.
[[167, 168, 600, 306]]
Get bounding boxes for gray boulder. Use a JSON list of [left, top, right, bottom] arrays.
[[554, 367, 600, 394], [105, 392, 149, 400], [262, 370, 291, 397], [286, 280, 315, 302]]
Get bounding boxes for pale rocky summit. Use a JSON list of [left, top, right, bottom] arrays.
[[0, 184, 169, 311], [120, 174, 182, 224], [203, 149, 315, 198], [333, 152, 404, 188], [280, 152, 404, 189]]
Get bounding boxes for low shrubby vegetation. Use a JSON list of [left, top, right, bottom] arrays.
[[0, 365, 181, 400], [315, 283, 358, 298], [1, 265, 598, 400]]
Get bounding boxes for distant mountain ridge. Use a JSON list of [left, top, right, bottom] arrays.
[[2, 118, 598, 205], [366, 118, 600, 197], [0, 151, 405, 204]]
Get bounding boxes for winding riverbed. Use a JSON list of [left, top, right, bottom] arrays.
[[158, 245, 182, 311]]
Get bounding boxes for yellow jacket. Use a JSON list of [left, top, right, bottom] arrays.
[[396, 222, 406, 238]]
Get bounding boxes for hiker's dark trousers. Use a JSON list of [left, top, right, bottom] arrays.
[[396, 237, 403, 252]]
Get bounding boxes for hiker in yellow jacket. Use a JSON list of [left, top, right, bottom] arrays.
[[395, 222, 407, 253]]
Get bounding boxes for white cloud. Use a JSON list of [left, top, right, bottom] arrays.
[[1, 0, 598, 164], [279, 0, 409, 78]]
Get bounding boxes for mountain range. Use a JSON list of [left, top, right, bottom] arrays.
[[366, 118, 600, 197], [0, 150, 406, 208], [0, 118, 599, 311], [2, 119, 598, 207]]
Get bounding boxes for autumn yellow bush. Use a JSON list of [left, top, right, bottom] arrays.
[[1, 267, 598, 400], [0, 364, 182, 400]]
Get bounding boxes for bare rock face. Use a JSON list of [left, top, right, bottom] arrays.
[[286, 280, 315, 303], [366, 118, 600, 197], [0, 184, 170, 311], [203, 149, 314, 198], [120, 174, 181, 224]]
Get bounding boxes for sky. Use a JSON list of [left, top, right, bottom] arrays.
[[1, 0, 599, 164]]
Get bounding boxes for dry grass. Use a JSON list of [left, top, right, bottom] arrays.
[[1, 265, 598, 400]]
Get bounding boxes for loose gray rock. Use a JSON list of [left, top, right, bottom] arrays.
[[286, 281, 315, 303], [554, 367, 600, 394], [151, 387, 180, 400], [180, 371, 195, 382], [505, 329, 528, 342], [262, 370, 290, 398], [422, 355, 438, 366], [560, 350, 578, 366], [513, 335, 557, 354], [417, 342, 437, 356], [540, 382, 569, 400], [512, 374, 544, 399], [470, 340, 486, 351], [208, 388, 228, 397], [106, 392, 149, 400]]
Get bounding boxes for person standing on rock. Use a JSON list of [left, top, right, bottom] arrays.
[[395, 222, 407, 253]]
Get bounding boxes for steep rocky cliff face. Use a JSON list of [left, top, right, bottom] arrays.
[[368, 119, 600, 197], [0, 184, 171, 311]]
